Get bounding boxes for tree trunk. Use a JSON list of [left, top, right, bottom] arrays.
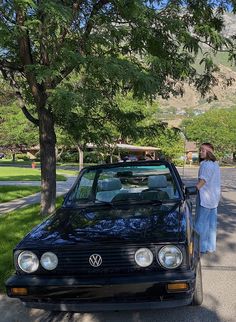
[[39, 107, 56, 215], [109, 146, 116, 163], [55, 146, 64, 161], [77, 146, 84, 171]]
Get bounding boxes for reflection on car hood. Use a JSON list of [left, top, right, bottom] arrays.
[[16, 205, 186, 248]]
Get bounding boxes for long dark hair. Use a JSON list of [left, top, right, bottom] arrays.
[[199, 142, 217, 162]]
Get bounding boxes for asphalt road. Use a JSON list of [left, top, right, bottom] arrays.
[[1, 167, 236, 322]]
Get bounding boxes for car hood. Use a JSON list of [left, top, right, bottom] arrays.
[[16, 204, 187, 248]]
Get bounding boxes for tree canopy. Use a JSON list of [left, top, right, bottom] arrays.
[[181, 107, 236, 158], [0, 102, 39, 149], [1, 0, 236, 214]]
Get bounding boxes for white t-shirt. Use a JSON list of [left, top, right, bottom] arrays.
[[198, 160, 221, 209]]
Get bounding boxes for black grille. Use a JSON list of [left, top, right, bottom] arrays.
[[56, 244, 158, 275], [33, 243, 187, 275]]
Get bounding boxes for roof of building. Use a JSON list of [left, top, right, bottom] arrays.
[[116, 143, 160, 151], [86, 143, 160, 151], [185, 141, 198, 152]]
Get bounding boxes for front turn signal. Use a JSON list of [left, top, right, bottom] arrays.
[[11, 287, 28, 296], [167, 283, 189, 292], [189, 242, 193, 255]]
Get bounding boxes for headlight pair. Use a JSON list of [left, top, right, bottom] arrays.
[[135, 246, 183, 269], [17, 251, 58, 273]]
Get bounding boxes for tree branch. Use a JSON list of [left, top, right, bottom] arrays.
[[43, 1, 84, 88], [53, 1, 83, 54], [0, 68, 39, 126], [20, 105, 40, 126], [83, 0, 110, 41], [16, 8, 46, 108], [0, 8, 15, 24], [52, 0, 111, 87], [197, 38, 233, 53], [0, 59, 24, 73]]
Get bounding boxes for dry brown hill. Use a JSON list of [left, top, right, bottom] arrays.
[[159, 12, 236, 117], [159, 64, 236, 114]]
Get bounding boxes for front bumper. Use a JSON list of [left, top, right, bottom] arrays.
[[6, 271, 196, 311]]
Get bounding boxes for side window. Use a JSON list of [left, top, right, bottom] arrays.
[[77, 172, 96, 199], [71, 171, 96, 202]]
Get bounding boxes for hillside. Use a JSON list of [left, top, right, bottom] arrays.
[[158, 12, 236, 121]]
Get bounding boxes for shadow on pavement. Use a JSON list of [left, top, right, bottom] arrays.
[[0, 301, 230, 322]]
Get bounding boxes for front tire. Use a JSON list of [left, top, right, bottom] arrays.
[[192, 260, 203, 306]]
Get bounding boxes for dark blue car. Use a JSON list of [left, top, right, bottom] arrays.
[[5, 160, 202, 312]]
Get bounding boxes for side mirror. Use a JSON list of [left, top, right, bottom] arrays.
[[185, 186, 197, 196]]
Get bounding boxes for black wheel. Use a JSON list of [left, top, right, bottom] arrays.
[[192, 260, 203, 306]]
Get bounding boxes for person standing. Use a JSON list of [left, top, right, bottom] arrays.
[[195, 143, 221, 254]]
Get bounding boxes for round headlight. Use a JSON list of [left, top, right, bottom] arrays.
[[18, 251, 39, 273], [135, 248, 153, 267], [158, 246, 183, 269], [40, 252, 58, 270]]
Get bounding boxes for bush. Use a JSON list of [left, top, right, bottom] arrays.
[[60, 151, 78, 163], [84, 151, 103, 163], [172, 159, 184, 167], [111, 155, 120, 163], [15, 153, 30, 161]]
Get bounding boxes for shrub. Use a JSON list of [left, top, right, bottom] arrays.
[[84, 151, 103, 163], [172, 159, 184, 167], [15, 153, 30, 161], [60, 151, 78, 163]]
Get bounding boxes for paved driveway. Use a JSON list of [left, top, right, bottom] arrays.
[[1, 167, 236, 322]]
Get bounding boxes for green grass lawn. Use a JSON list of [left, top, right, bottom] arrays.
[[0, 186, 41, 203], [0, 198, 63, 293], [0, 160, 36, 165], [0, 166, 66, 181], [56, 169, 79, 176]]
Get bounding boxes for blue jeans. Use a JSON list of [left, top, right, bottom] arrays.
[[195, 197, 217, 253]]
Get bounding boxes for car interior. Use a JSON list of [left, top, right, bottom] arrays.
[[95, 174, 178, 203]]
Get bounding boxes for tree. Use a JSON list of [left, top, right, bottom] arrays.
[[0, 76, 15, 105], [181, 108, 236, 158], [1, 0, 235, 214], [55, 92, 162, 166], [138, 126, 184, 161], [0, 102, 39, 159]]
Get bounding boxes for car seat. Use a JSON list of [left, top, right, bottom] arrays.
[[141, 175, 169, 201], [96, 178, 122, 202]]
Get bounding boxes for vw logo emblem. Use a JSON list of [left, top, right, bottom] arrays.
[[89, 254, 102, 267]]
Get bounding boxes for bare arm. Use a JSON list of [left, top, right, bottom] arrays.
[[196, 179, 206, 190]]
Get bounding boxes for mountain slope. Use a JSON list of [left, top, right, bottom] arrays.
[[158, 12, 236, 116]]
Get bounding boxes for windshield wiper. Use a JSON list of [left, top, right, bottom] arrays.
[[94, 200, 119, 208], [132, 199, 163, 206], [95, 198, 164, 206]]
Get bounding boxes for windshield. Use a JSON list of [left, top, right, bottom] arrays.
[[65, 164, 181, 208]]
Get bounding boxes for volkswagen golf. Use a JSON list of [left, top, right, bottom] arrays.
[[5, 160, 202, 312]]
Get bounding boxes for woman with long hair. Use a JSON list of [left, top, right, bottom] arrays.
[[195, 143, 221, 254]]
